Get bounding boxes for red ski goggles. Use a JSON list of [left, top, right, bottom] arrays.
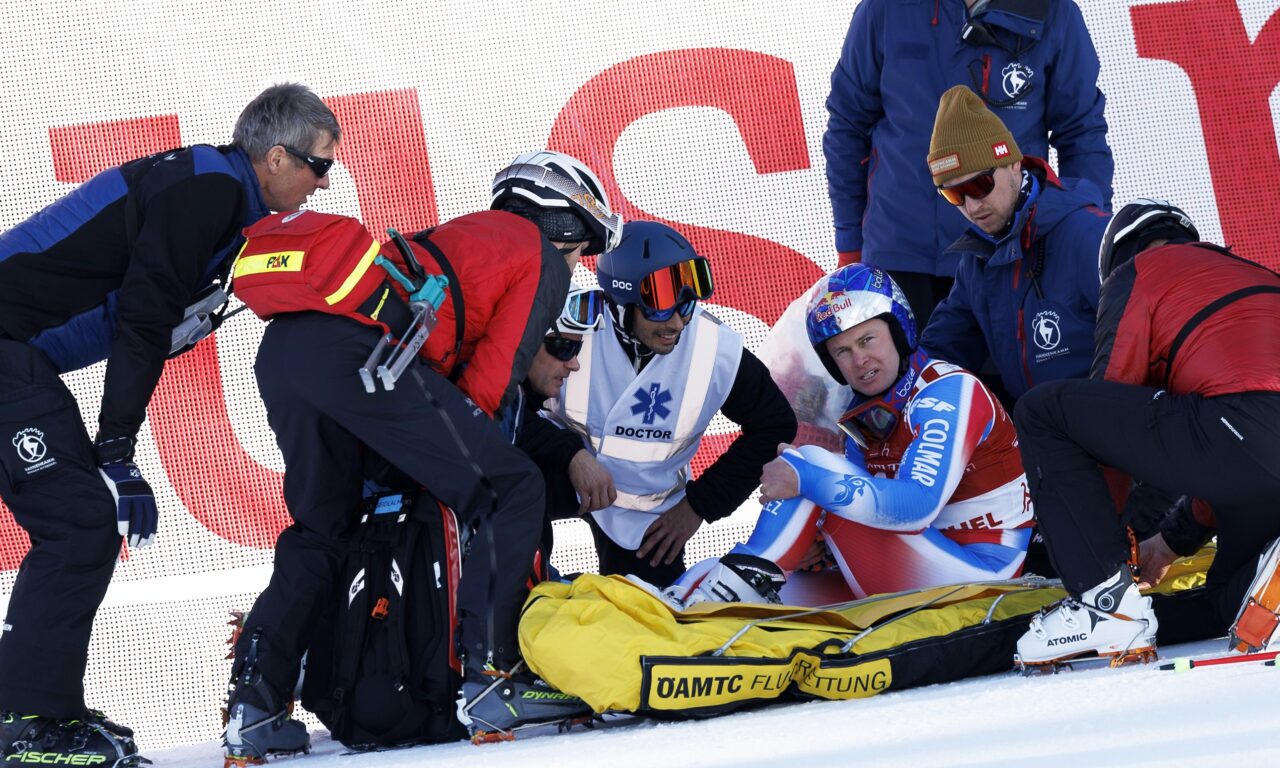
[[638, 258, 714, 316], [937, 168, 997, 206], [836, 400, 900, 451]]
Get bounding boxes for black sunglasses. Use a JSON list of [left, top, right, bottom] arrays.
[[542, 334, 583, 362], [282, 146, 334, 178]]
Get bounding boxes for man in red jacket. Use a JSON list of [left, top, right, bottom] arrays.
[[223, 151, 623, 760], [1011, 199, 1280, 668]]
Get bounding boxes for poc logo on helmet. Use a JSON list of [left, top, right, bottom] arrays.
[[612, 279, 633, 290]]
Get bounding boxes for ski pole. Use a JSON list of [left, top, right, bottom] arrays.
[[1159, 649, 1279, 671]]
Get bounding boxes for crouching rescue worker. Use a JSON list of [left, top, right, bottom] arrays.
[[546, 221, 797, 586], [222, 151, 622, 760], [1013, 200, 1280, 669]]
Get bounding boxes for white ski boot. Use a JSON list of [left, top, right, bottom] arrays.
[[664, 553, 787, 609], [1015, 569, 1158, 671]]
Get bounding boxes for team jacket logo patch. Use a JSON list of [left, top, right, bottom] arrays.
[[1002, 62, 1034, 101], [1032, 310, 1062, 351], [12, 428, 56, 476]]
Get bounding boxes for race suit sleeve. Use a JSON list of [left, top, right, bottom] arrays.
[[781, 372, 997, 532], [457, 239, 568, 416], [822, 1, 883, 255], [1043, 0, 1114, 207], [918, 271, 987, 374], [683, 349, 798, 523], [1091, 258, 1149, 385], [98, 173, 244, 441]]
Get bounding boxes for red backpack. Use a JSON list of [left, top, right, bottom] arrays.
[[232, 210, 408, 333]]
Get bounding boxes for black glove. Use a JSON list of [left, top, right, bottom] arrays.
[[95, 436, 158, 548]]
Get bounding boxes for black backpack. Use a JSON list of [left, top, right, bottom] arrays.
[[301, 488, 468, 749]]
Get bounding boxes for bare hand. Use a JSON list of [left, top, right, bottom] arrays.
[[636, 499, 703, 567], [795, 535, 829, 571], [1137, 532, 1178, 590], [759, 456, 801, 504], [568, 450, 616, 514]]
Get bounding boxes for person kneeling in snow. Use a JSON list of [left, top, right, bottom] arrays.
[[666, 264, 1033, 606]]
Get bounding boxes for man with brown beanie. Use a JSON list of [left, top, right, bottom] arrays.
[[919, 85, 1110, 405]]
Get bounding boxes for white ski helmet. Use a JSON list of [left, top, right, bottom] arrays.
[[491, 150, 623, 255]]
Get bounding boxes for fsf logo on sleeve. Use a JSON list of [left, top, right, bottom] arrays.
[[12, 428, 57, 475]]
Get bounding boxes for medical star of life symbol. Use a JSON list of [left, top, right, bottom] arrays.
[[630, 383, 672, 425]]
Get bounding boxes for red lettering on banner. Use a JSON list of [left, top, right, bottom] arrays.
[[49, 115, 182, 183], [323, 89, 439, 234], [1130, 0, 1280, 269], [548, 48, 822, 475]]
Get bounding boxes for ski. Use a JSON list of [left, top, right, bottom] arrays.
[[1158, 649, 1279, 671]]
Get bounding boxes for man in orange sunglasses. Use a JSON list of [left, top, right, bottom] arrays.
[[919, 85, 1110, 407]]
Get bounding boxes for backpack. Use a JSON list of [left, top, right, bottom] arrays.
[[301, 487, 468, 749]]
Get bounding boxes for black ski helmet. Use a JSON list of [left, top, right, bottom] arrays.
[[1098, 198, 1199, 282]]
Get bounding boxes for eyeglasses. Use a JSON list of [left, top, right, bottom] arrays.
[[639, 297, 698, 323], [282, 146, 335, 178], [557, 287, 605, 333], [637, 257, 713, 314], [937, 168, 998, 206], [835, 400, 900, 451], [542, 333, 584, 362]]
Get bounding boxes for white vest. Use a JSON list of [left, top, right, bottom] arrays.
[[550, 307, 743, 549]]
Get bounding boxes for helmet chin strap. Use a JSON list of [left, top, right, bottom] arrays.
[[607, 298, 656, 370]]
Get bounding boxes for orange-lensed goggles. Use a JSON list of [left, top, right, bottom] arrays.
[[638, 258, 714, 312], [937, 168, 997, 207], [836, 400, 900, 451]]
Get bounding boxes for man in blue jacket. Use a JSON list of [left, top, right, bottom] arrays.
[[823, 0, 1111, 329], [0, 84, 339, 765], [919, 85, 1109, 403]]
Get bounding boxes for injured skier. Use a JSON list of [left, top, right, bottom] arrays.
[[661, 264, 1034, 608]]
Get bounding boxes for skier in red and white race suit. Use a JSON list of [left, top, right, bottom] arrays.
[[666, 263, 1033, 606]]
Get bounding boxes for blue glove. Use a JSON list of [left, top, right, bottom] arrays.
[[95, 436, 158, 548]]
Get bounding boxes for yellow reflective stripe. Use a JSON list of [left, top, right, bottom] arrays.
[[325, 239, 380, 305], [233, 250, 305, 277]]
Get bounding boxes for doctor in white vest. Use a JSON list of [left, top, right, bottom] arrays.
[[549, 221, 796, 584]]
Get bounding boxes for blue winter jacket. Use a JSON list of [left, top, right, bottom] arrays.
[[823, 0, 1112, 275], [919, 160, 1109, 401]]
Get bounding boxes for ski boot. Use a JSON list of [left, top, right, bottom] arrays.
[[664, 553, 787, 609], [1015, 569, 1158, 672], [456, 659, 593, 744], [1229, 537, 1280, 653], [1, 710, 150, 767], [224, 629, 310, 767]]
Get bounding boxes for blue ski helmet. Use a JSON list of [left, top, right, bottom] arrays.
[[805, 264, 917, 384], [596, 221, 713, 309]]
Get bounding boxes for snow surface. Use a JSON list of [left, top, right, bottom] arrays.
[[153, 636, 1278, 767]]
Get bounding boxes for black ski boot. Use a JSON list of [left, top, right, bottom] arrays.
[[456, 659, 593, 743], [1, 710, 150, 767], [224, 629, 310, 767]]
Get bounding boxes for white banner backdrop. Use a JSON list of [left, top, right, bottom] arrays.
[[0, 0, 1276, 751]]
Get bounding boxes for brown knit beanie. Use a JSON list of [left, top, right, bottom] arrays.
[[927, 85, 1022, 186]]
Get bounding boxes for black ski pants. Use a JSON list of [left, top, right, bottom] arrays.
[[236, 314, 544, 698], [1015, 379, 1280, 639], [0, 340, 122, 718]]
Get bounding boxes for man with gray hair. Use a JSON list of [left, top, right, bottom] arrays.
[[0, 83, 339, 765]]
